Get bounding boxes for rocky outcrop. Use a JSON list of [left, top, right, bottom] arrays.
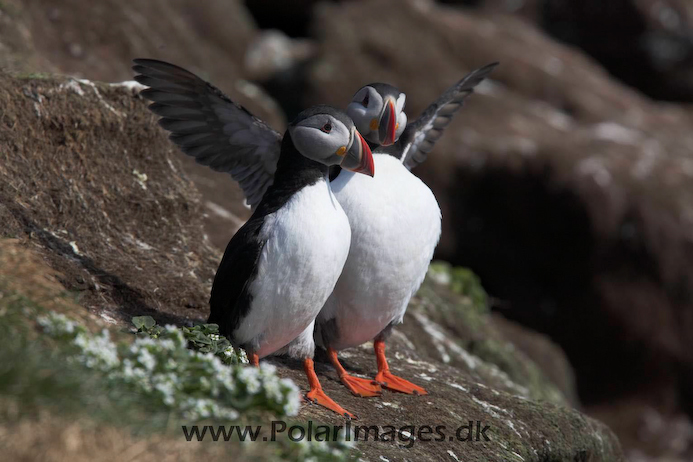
[[0, 0, 288, 250], [0, 72, 624, 461], [439, 0, 693, 101]]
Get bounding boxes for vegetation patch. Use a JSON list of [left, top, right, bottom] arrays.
[[0, 277, 356, 461]]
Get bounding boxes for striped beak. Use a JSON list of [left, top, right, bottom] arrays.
[[378, 97, 398, 146], [341, 129, 374, 177]]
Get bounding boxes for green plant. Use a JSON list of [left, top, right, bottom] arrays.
[[0, 290, 358, 460], [133, 316, 248, 365], [427, 261, 488, 311], [38, 313, 301, 420]]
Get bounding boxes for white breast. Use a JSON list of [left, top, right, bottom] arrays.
[[318, 154, 441, 350], [234, 178, 351, 358]]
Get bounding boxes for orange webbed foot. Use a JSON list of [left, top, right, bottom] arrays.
[[373, 339, 428, 395], [375, 370, 428, 395], [327, 347, 381, 397], [304, 358, 356, 419], [340, 373, 382, 397], [305, 387, 356, 419]]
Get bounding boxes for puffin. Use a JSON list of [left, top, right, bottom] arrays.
[[316, 63, 498, 397], [132, 58, 496, 397], [205, 105, 373, 419], [134, 59, 374, 418]]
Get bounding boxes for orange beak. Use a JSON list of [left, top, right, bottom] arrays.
[[341, 130, 375, 177]]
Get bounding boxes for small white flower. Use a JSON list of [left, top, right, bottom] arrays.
[[237, 366, 261, 394], [259, 362, 277, 375], [137, 348, 157, 371]]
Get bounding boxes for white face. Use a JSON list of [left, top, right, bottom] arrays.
[[347, 86, 407, 144], [289, 114, 353, 166]]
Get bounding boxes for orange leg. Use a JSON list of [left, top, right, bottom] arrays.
[[304, 358, 356, 419], [374, 339, 428, 395], [328, 348, 382, 397], [250, 352, 259, 367]]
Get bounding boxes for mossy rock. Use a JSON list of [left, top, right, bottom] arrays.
[[403, 262, 574, 405]]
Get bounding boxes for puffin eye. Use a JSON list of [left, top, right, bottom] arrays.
[[361, 93, 369, 107], [321, 123, 332, 133]]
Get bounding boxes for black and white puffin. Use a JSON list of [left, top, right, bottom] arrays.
[[317, 63, 498, 397], [132, 58, 495, 399], [205, 105, 373, 418]]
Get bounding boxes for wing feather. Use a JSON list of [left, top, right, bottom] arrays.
[[396, 62, 498, 170], [133, 59, 282, 208]]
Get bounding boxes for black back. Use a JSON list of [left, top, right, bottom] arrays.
[[207, 131, 329, 340]]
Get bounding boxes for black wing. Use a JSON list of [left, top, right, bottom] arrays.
[[133, 59, 282, 208], [391, 62, 498, 170], [207, 217, 266, 339]]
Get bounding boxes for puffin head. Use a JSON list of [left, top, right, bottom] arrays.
[[289, 105, 375, 177], [347, 83, 407, 146]]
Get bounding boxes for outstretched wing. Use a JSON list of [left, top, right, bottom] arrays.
[[393, 62, 498, 171], [133, 59, 282, 208]]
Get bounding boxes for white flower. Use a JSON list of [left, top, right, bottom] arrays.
[[37, 313, 310, 422], [136, 348, 157, 371], [237, 366, 261, 394], [37, 313, 78, 336], [259, 362, 277, 375], [281, 378, 301, 416]]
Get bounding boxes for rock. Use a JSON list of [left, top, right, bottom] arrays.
[[245, 30, 317, 82], [491, 312, 579, 407], [243, 0, 327, 38], [443, 0, 693, 101], [401, 262, 572, 406], [4, 0, 255, 83], [0, 72, 624, 461], [0, 0, 292, 250], [0, 73, 220, 324], [243, 29, 318, 120], [303, 0, 693, 458], [540, 0, 693, 102]]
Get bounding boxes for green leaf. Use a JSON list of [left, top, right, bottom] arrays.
[[132, 316, 147, 330]]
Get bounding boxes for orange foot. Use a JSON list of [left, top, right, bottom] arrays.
[[304, 358, 356, 419], [340, 373, 382, 397], [374, 339, 428, 395], [328, 348, 381, 397], [375, 369, 428, 395]]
